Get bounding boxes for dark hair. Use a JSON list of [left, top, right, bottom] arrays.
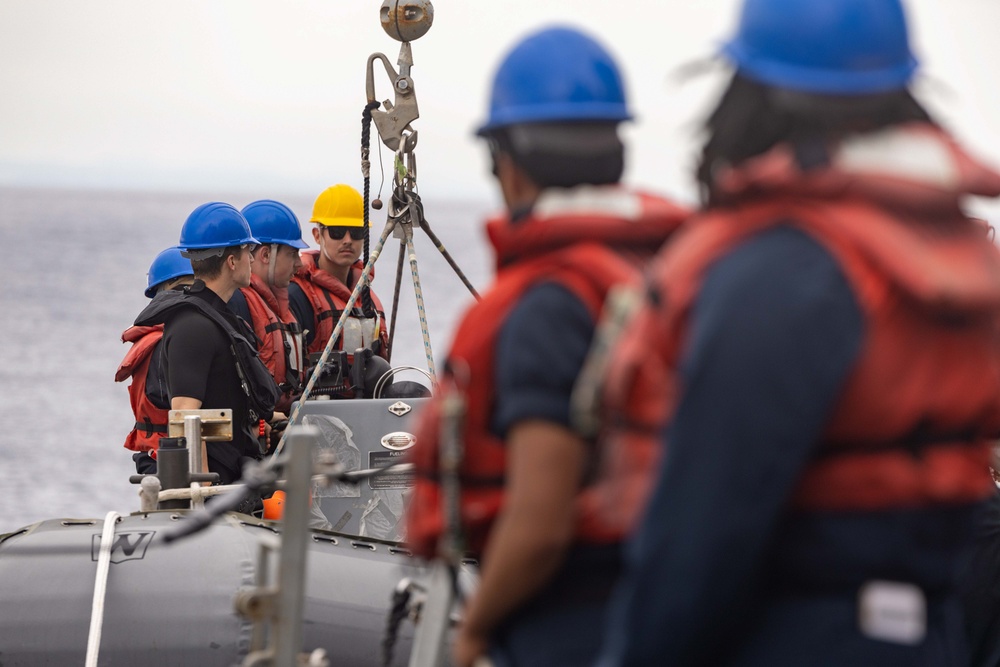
[[697, 73, 934, 205], [190, 245, 244, 280], [488, 121, 625, 189]]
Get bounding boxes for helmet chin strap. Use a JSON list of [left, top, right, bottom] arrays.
[[320, 238, 338, 266], [268, 244, 278, 287]]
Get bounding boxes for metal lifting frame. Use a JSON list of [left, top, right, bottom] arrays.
[[274, 29, 477, 458]]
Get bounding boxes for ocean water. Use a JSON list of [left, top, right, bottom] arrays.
[[0, 186, 493, 534]]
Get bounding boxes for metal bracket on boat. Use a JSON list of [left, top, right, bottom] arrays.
[[168, 409, 232, 480], [167, 409, 233, 440], [129, 429, 221, 511], [236, 426, 329, 667]]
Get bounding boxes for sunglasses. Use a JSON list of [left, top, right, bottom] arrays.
[[324, 226, 366, 241]]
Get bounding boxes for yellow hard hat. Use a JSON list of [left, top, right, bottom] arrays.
[[310, 184, 366, 227]]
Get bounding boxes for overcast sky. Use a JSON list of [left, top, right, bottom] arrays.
[[2, 0, 999, 217]]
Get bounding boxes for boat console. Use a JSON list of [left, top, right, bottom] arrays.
[[294, 396, 427, 543]]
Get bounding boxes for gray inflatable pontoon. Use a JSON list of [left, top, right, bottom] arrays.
[[0, 396, 451, 666]]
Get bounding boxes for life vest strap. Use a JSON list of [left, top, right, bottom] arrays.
[[317, 308, 366, 321], [135, 420, 168, 437], [817, 428, 989, 461]]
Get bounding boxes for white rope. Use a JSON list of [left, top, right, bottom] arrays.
[[406, 233, 437, 381], [156, 483, 245, 503], [267, 243, 278, 287], [190, 482, 206, 509], [85, 510, 121, 667]]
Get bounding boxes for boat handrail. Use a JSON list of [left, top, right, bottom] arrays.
[[372, 365, 435, 398]]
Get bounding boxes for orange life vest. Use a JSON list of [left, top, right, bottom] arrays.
[[239, 274, 304, 412], [609, 196, 1000, 515], [406, 189, 689, 558], [291, 250, 388, 358], [115, 324, 167, 452]]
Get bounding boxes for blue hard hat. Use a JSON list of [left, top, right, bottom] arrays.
[[722, 0, 918, 95], [241, 200, 308, 249], [476, 26, 632, 136], [145, 246, 193, 298], [178, 202, 259, 251]]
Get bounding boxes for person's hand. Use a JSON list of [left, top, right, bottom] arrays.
[[453, 625, 490, 667], [268, 419, 289, 455]]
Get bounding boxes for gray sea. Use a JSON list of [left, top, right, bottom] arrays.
[[0, 186, 493, 534]]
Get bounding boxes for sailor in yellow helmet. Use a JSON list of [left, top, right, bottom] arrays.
[[288, 184, 389, 397]]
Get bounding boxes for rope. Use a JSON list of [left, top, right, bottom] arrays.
[[360, 100, 380, 318], [386, 241, 406, 362], [157, 484, 245, 503], [85, 511, 121, 667], [406, 232, 437, 381], [267, 243, 278, 287]]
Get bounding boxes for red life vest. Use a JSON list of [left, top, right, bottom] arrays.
[[610, 194, 1000, 514], [115, 324, 167, 453], [291, 250, 389, 358], [239, 274, 305, 412], [406, 188, 689, 558]]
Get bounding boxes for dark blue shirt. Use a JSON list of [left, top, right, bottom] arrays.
[[599, 226, 865, 666], [227, 288, 252, 325], [490, 280, 623, 618], [491, 282, 595, 437], [287, 281, 316, 348]]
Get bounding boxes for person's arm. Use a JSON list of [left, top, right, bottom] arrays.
[[454, 283, 595, 666], [455, 420, 587, 666], [599, 226, 865, 666], [164, 311, 215, 477], [170, 396, 201, 410]]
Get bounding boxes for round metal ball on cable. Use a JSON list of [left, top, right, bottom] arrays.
[[380, 0, 434, 43]]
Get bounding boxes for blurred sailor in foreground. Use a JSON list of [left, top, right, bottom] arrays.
[[597, 0, 1000, 664], [405, 26, 689, 667]]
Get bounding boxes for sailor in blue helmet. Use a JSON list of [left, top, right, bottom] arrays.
[[134, 204, 279, 490], [228, 200, 307, 414], [403, 26, 688, 667], [115, 246, 193, 474], [596, 0, 1000, 665]]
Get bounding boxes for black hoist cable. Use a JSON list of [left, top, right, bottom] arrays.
[[360, 100, 381, 319]]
